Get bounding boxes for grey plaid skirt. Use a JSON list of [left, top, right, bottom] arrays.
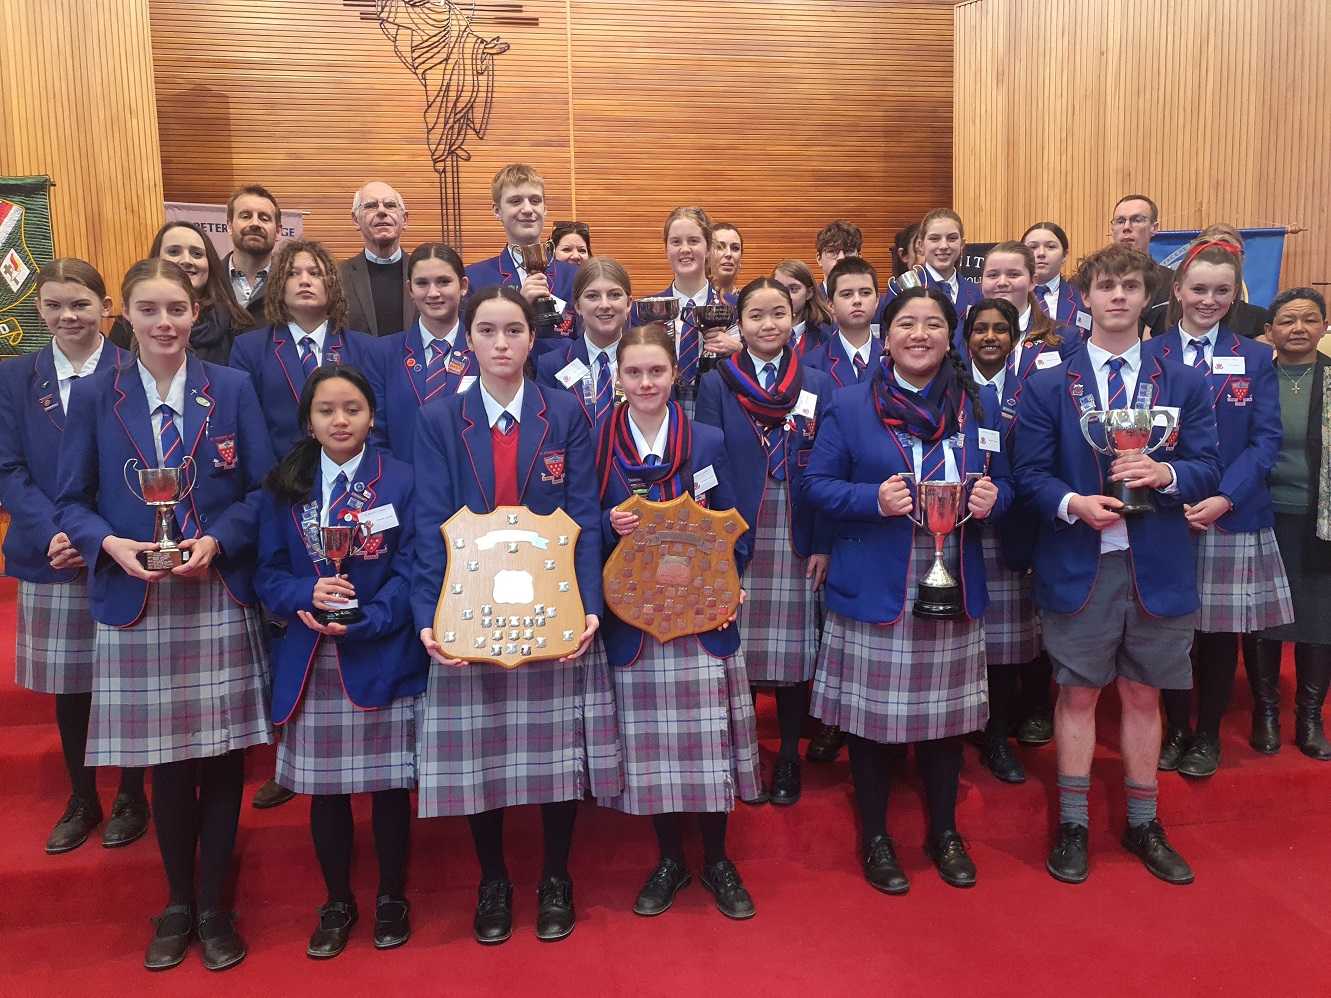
[[737, 480, 819, 685], [979, 532, 1041, 665], [812, 533, 988, 743], [276, 643, 419, 795], [1194, 526, 1294, 634], [16, 574, 96, 694], [416, 639, 622, 817], [598, 636, 761, 815], [86, 572, 272, 767]]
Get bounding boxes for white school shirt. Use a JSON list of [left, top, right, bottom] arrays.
[[51, 338, 105, 411], [318, 447, 366, 527], [479, 379, 524, 429], [137, 359, 187, 464]]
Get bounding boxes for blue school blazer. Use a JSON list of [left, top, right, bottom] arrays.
[[597, 422, 753, 666], [255, 444, 427, 723], [1048, 279, 1086, 325], [694, 366, 835, 559], [1011, 348, 1223, 617], [464, 250, 579, 354], [0, 340, 128, 583], [535, 336, 614, 434], [803, 383, 1011, 623], [803, 335, 884, 390], [229, 323, 381, 458], [1143, 326, 1281, 533], [371, 321, 477, 463], [55, 356, 277, 627], [409, 378, 604, 633]]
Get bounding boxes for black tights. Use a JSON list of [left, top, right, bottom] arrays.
[[650, 811, 729, 868], [848, 734, 963, 847], [467, 800, 579, 884], [309, 788, 412, 903], [151, 750, 245, 912], [752, 683, 811, 761], [1163, 631, 1240, 739], [53, 692, 144, 804], [986, 663, 1020, 740]]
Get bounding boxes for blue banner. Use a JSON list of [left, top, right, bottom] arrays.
[[1149, 228, 1286, 309]]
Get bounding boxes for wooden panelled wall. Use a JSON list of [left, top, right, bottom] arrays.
[[149, 0, 957, 287], [0, 0, 164, 306], [954, 0, 1331, 291]]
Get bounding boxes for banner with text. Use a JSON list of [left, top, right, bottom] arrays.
[[164, 202, 306, 258], [0, 176, 56, 357]]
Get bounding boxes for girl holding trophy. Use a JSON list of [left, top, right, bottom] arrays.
[[55, 258, 276, 971], [255, 364, 427, 958]]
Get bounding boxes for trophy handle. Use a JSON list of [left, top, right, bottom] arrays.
[[895, 472, 925, 527], [954, 472, 986, 527], [122, 459, 147, 503], [353, 521, 371, 555], [1141, 409, 1178, 455], [1078, 410, 1112, 455], [176, 455, 198, 502]]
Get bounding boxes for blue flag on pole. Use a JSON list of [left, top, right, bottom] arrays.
[[1150, 228, 1286, 309]]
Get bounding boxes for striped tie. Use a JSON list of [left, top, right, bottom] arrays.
[[423, 340, 447, 402], [678, 301, 700, 383], [920, 440, 946, 481], [761, 362, 777, 393], [326, 471, 351, 525], [594, 353, 613, 422], [942, 282, 956, 303], [157, 403, 196, 537], [1190, 336, 1210, 371], [1035, 285, 1052, 316], [498, 412, 516, 435], [1106, 357, 1127, 409], [300, 336, 319, 377], [852, 354, 867, 382]]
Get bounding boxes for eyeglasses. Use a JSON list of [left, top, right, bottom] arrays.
[[553, 221, 589, 237], [359, 200, 403, 214], [1111, 214, 1153, 228]]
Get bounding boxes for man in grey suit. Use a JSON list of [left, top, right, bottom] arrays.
[[339, 181, 418, 336]]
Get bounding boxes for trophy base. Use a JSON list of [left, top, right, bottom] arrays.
[[1105, 480, 1155, 516], [698, 353, 720, 375], [532, 297, 563, 338], [912, 582, 965, 620], [315, 606, 365, 626], [141, 548, 189, 571]]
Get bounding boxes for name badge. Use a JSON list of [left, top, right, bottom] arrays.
[[693, 463, 719, 496], [792, 389, 818, 420], [1034, 351, 1062, 370], [1075, 310, 1092, 330], [358, 503, 399, 535], [1212, 355, 1245, 375], [551, 294, 568, 313], [977, 427, 1001, 453], [456, 375, 477, 394], [556, 358, 590, 388]]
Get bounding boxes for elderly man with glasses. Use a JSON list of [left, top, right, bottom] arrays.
[[339, 181, 418, 337]]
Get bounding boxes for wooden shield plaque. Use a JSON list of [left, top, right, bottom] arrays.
[[603, 493, 749, 644], [432, 507, 585, 669]]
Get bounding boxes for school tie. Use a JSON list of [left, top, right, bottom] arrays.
[[300, 336, 319, 378], [1035, 285, 1052, 316], [852, 354, 867, 382], [157, 403, 196, 537], [920, 439, 947, 482], [326, 471, 351, 525], [1189, 336, 1211, 372], [761, 362, 777, 393], [423, 339, 447, 402], [644, 454, 661, 467], [594, 353, 613, 422], [678, 300, 700, 383], [1105, 356, 1128, 409], [942, 282, 956, 303], [497, 411, 516, 435], [643, 453, 662, 499]]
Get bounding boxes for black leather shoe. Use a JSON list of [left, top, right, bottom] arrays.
[[45, 795, 102, 855], [1121, 820, 1194, 885], [1016, 709, 1054, 747], [1178, 735, 1221, 778], [197, 910, 247, 971], [251, 778, 296, 810], [806, 723, 846, 763], [473, 879, 513, 944], [1157, 727, 1189, 772], [535, 876, 575, 941], [1046, 822, 1089, 884], [1250, 713, 1281, 755], [307, 900, 358, 959], [769, 758, 802, 805], [633, 858, 691, 916], [862, 835, 909, 895], [373, 896, 411, 949], [980, 738, 1026, 784], [144, 903, 192, 971], [700, 859, 755, 920], [924, 831, 977, 888], [102, 792, 150, 848]]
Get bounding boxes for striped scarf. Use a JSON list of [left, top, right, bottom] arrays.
[[870, 355, 961, 442], [597, 400, 694, 500], [717, 347, 803, 429]]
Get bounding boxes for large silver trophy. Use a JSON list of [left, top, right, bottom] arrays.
[[885, 265, 925, 297], [124, 459, 197, 570], [635, 296, 680, 331], [317, 523, 370, 625], [1078, 408, 1178, 515], [899, 472, 983, 620]]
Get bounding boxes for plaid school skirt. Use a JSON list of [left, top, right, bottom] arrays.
[[979, 532, 1042, 666], [276, 643, 419, 795], [416, 640, 622, 818], [16, 575, 96, 694], [86, 572, 272, 768], [812, 533, 988, 744], [1195, 527, 1294, 634], [738, 481, 820, 685], [598, 636, 761, 815]]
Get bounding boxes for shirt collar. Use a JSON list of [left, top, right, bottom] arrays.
[[925, 264, 958, 291], [1045, 274, 1061, 295], [1183, 323, 1218, 348], [671, 282, 711, 307], [628, 409, 671, 459], [838, 332, 872, 364], [479, 379, 525, 428], [892, 367, 933, 394], [1086, 338, 1142, 373], [747, 349, 782, 373], [137, 357, 188, 414], [971, 362, 1007, 396], [364, 247, 403, 265], [292, 320, 330, 352], [1018, 307, 1033, 333], [320, 446, 366, 490], [51, 337, 105, 381], [421, 320, 461, 356], [227, 252, 269, 282], [586, 338, 618, 369]]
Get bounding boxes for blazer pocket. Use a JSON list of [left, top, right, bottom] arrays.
[[826, 535, 864, 598], [796, 448, 812, 468]]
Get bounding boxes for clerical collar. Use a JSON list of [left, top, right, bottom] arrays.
[[364, 248, 403, 265]]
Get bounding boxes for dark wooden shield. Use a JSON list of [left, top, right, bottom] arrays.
[[603, 493, 748, 644], [432, 506, 585, 669]]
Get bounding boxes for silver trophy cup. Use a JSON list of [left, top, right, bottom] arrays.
[[899, 472, 983, 620], [316, 523, 370, 625], [123, 458, 197, 570], [691, 301, 737, 375], [1078, 408, 1178, 515]]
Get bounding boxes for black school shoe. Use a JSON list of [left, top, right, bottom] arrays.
[[535, 876, 575, 941], [1046, 823, 1089, 884], [45, 795, 103, 855], [769, 758, 802, 805], [473, 879, 514, 944], [307, 900, 357, 959], [700, 860, 755, 920], [373, 896, 411, 949], [1121, 820, 1194, 885], [250, 778, 296, 809], [1177, 735, 1221, 778], [979, 739, 1026, 784], [1157, 727, 1189, 772], [924, 831, 977, 888], [806, 723, 847, 762], [197, 910, 247, 971], [102, 792, 151, 848], [633, 858, 692, 916], [1015, 709, 1054, 747], [144, 902, 193, 971], [862, 835, 910, 895]]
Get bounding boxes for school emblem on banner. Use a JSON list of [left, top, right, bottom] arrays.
[[0, 177, 55, 357]]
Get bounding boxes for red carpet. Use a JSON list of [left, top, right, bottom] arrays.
[[0, 574, 1328, 996]]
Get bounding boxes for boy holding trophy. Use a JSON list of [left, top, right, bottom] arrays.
[[1012, 244, 1222, 887]]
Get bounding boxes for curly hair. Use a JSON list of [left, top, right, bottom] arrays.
[[263, 239, 349, 332]]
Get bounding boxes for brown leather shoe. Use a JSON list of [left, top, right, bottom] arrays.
[[46, 795, 103, 855], [250, 779, 296, 810]]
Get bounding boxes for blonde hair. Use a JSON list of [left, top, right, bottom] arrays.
[[490, 163, 545, 204]]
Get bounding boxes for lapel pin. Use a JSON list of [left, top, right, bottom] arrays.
[[196, 397, 211, 407]]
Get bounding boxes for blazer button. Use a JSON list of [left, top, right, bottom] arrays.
[[200, 514, 209, 524]]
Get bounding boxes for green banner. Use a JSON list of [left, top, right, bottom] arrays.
[[0, 176, 55, 357]]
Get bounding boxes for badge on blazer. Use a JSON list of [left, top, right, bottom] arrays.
[[359, 532, 385, 560], [1071, 383, 1084, 396], [1227, 378, 1252, 406], [39, 393, 56, 411], [406, 358, 418, 369], [448, 351, 468, 375], [212, 433, 237, 469], [541, 450, 567, 485], [327, 351, 341, 364]]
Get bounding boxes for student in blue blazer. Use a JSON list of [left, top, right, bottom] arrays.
[[55, 259, 276, 972], [229, 239, 380, 459], [255, 364, 427, 958], [696, 277, 834, 806], [535, 257, 630, 436], [411, 285, 615, 947], [372, 243, 476, 463], [1144, 240, 1291, 778], [595, 323, 760, 921], [804, 286, 1009, 895], [0, 259, 148, 854], [876, 210, 983, 332], [806, 257, 886, 390], [772, 259, 832, 357], [1012, 243, 1223, 890], [1023, 222, 1088, 326], [464, 164, 578, 352]]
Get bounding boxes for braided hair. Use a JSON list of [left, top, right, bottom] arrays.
[[880, 286, 985, 424]]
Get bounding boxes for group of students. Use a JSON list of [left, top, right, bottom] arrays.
[[4, 162, 1330, 973]]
